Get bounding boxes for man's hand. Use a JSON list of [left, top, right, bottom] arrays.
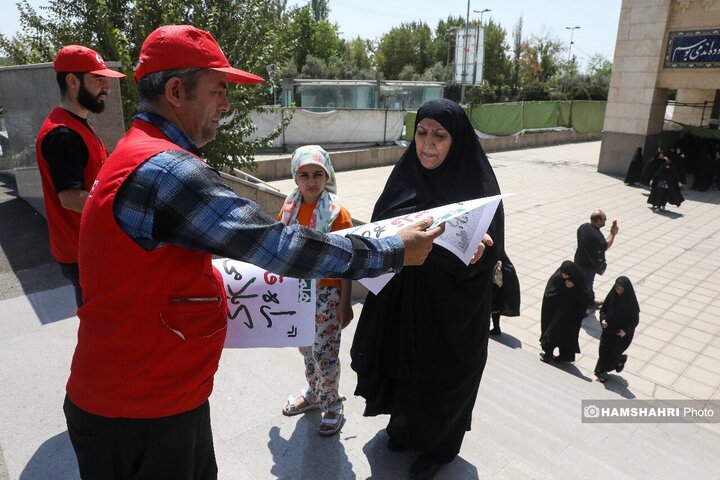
[[610, 219, 619, 236], [397, 218, 445, 266]]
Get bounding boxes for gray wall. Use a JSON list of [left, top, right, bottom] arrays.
[[0, 61, 125, 215]]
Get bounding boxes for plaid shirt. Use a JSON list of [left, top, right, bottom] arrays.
[[113, 113, 404, 280]]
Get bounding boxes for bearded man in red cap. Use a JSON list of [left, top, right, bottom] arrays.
[[35, 45, 125, 308], [64, 25, 443, 479]]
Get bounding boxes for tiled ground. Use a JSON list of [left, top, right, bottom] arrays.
[[272, 140, 720, 402]]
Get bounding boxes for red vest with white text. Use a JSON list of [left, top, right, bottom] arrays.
[[35, 107, 108, 263], [68, 119, 228, 418]]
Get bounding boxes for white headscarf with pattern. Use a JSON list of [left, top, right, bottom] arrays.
[[280, 145, 341, 233]]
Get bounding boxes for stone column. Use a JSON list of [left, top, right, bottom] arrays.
[[672, 89, 717, 126], [598, 0, 672, 175]]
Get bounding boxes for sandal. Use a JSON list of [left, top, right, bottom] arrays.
[[282, 392, 319, 416], [318, 403, 344, 436]]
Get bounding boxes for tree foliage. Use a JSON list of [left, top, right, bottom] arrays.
[[0, 0, 291, 170], [482, 19, 511, 92], [376, 21, 433, 80], [282, 5, 342, 72]]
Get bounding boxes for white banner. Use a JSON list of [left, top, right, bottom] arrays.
[[333, 194, 511, 294], [453, 27, 485, 85], [212, 258, 316, 348]]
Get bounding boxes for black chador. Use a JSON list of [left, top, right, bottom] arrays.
[[594, 277, 640, 382], [351, 99, 503, 462]]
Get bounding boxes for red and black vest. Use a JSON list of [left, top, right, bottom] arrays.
[[69, 119, 228, 418], [36, 107, 108, 263]]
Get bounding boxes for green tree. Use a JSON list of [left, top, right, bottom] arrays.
[[431, 16, 465, 66], [376, 21, 432, 79], [283, 5, 341, 71], [510, 15, 523, 95], [344, 37, 372, 71], [1, 0, 291, 171], [586, 53, 612, 79], [310, 0, 329, 21], [482, 19, 511, 92]]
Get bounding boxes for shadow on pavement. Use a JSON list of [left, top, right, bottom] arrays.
[[269, 414, 354, 479], [601, 375, 637, 399], [581, 311, 601, 340], [19, 431, 78, 480], [0, 173, 70, 303], [362, 430, 479, 480], [490, 333, 522, 349]]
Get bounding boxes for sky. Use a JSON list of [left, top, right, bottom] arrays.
[[1, 0, 623, 70]]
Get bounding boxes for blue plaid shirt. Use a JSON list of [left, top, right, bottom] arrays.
[[113, 112, 404, 280]]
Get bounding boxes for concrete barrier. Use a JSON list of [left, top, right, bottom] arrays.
[[238, 131, 601, 182]]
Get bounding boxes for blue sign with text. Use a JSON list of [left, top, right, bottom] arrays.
[[665, 29, 720, 68]]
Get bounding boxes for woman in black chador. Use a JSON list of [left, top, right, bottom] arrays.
[[624, 147, 643, 185], [540, 261, 589, 362], [641, 150, 665, 186], [351, 99, 503, 479], [647, 158, 684, 211], [594, 277, 640, 383]]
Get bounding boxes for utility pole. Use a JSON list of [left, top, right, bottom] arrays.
[[460, 0, 471, 104]]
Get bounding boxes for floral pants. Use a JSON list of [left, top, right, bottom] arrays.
[[299, 286, 343, 413]]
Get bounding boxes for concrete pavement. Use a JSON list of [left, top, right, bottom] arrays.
[[1, 141, 720, 479]]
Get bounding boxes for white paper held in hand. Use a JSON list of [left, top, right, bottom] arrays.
[[332, 193, 513, 294]]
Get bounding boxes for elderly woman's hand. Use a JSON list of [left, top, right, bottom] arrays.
[[470, 234, 493, 264]]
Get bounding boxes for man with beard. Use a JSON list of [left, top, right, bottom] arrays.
[[35, 45, 125, 307]]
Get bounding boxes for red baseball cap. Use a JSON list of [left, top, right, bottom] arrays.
[[133, 25, 265, 85], [53, 45, 126, 78]]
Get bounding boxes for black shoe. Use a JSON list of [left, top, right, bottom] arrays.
[[387, 437, 406, 452], [408, 454, 451, 480], [595, 371, 609, 383], [616, 354, 628, 373], [489, 327, 502, 336], [539, 352, 553, 363]]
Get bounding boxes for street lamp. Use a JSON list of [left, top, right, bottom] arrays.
[[565, 26, 581, 65], [474, 8, 491, 26]]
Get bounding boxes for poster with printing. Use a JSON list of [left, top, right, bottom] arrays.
[[333, 194, 511, 294], [212, 258, 316, 348]]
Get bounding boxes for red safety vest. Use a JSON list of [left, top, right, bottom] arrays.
[[69, 119, 228, 418], [36, 107, 108, 263]]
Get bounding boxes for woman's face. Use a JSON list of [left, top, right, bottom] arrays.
[[415, 118, 452, 170], [614, 284, 625, 295]]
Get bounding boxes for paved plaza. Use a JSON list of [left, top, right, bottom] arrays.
[[1, 140, 720, 479]]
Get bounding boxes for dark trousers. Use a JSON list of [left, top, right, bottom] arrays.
[[63, 396, 218, 480], [59, 262, 82, 308]]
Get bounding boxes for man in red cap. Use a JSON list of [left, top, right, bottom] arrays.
[[35, 45, 125, 307], [65, 25, 445, 479]]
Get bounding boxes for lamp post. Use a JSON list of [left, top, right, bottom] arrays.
[[474, 8, 491, 26], [565, 26, 580, 65]]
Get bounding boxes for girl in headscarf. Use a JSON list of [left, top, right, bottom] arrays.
[[624, 147, 643, 185], [594, 276, 640, 383], [350, 99, 504, 478], [278, 145, 354, 436], [539, 261, 589, 363], [648, 157, 684, 211]]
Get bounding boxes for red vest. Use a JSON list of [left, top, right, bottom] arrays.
[[35, 107, 108, 263], [69, 119, 228, 418]]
